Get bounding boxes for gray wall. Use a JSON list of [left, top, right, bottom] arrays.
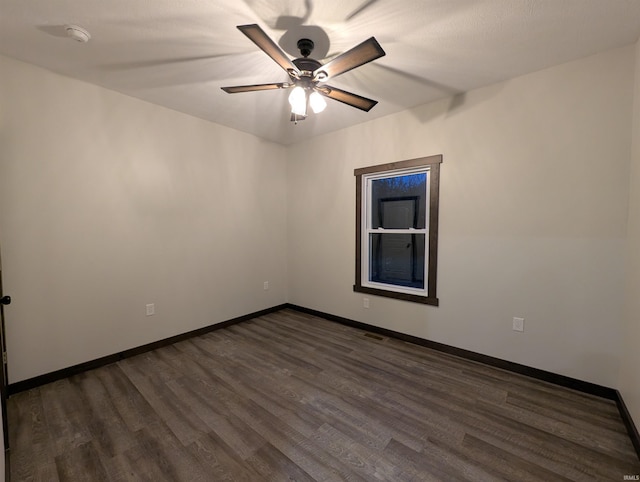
[[287, 45, 634, 389], [621, 38, 640, 432], [0, 55, 288, 383]]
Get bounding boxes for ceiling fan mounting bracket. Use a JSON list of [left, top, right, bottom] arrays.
[[297, 38, 314, 58]]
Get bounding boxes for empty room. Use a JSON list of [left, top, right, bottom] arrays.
[[1, 0, 640, 480]]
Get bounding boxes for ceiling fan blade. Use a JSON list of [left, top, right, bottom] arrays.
[[313, 37, 385, 80], [319, 85, 378, 112], [237, 24, 299, 76], [221, 82, 288, 93]]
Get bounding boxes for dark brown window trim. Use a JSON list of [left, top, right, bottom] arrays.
[[354, 155, 442, 306]]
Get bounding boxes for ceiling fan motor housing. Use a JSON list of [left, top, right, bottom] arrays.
[[292, 57, 322, 74]]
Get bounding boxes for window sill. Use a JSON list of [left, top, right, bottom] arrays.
[[353, 284, 439, 306]]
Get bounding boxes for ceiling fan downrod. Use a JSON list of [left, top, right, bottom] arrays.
[[297, 38, 314, 58]]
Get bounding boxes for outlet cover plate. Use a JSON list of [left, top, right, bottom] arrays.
[[513, 317, 524, 332]]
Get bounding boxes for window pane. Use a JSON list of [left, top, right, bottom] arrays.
[[370, 233, 425, 289], [371, 173, 427, 229]]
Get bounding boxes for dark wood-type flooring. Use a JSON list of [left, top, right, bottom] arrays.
[[8, 309, 640, 481]]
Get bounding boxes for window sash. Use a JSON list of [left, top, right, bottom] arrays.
[[362, 167, 429, 296]]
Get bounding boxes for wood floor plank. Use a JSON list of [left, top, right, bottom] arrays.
[[460, 432, 573, 481], [118, 357, 210, 446], [455, 395, 636, 479], [382, 437, 465, 481], [54, 441, 110, 482], [476, 396, 635, 460], [165, 376, 267, 460], [461, 423, 606, 480], [506, 390, 630, 437], [245, 442, 317, 482], [310, 423, 401, 480], [8, 308, 640, 481], [189, 430, 265, 482], [8, 387, 53, 467], [38, 379, 93, 457], [73, 372, 138, 458], [128, 421, 210, 482]]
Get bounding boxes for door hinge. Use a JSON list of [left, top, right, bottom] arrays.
[[2, 352, 6, 365]]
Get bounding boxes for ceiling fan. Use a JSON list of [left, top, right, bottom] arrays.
[[221, 24, 385, 122]]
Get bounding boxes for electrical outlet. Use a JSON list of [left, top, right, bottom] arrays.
[[513, 317, 524, 332], [263, 281, 269, 291], [363, 298, 370, 309], [146, 303, 155, 316]]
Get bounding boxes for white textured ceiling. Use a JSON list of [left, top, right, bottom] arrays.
[[1, 0, 640, 145]]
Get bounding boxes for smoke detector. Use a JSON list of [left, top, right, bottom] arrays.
[[65, 25, 91, 43]]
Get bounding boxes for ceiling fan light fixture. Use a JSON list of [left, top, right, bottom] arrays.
[[288, 85, 307, 116], [309, 91, 327, 113]]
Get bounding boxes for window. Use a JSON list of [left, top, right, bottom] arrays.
[[354, 155, 442, 305]]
